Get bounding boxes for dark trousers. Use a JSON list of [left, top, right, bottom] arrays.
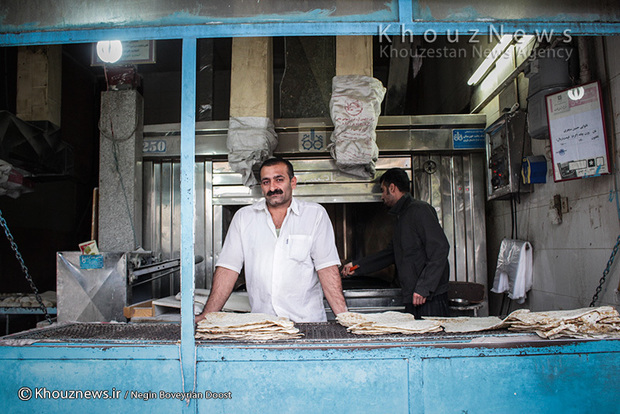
[[404, 292, 449, 319]]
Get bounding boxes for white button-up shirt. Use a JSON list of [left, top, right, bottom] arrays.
[[216, 197, 340, 322]]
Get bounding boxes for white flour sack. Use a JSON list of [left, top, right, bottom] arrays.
[[328, 75, 386, 179], [227, 116, 278, 187]]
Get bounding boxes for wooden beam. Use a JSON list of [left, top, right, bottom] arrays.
[[336, 36, 373, 77], [229, 37, 273, 119], [16, 45, 62, 126]]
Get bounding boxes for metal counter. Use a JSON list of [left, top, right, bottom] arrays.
[[2, 321, 519, 344], [1, 322, 619, 413]]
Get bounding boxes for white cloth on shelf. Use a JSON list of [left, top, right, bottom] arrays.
[[491, 239, 533, 304]]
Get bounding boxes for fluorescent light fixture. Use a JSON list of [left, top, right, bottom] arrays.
[[467, 35, 514, 86], [516, 34, 535, 47], [96, 40, 123, 64]]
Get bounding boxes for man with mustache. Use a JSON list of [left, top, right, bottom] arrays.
[[341, 168, 450, 319], [196, 157, 347, 323]]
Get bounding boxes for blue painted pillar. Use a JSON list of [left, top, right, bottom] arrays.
[[180, 37, 197, 413], [398, 0, 412, 24]]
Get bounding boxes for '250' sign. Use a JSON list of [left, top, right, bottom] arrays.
[[143, 140, 167, 153]]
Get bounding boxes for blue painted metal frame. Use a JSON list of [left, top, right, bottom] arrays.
[[180, 37, 197, 414], [1, 1, 620, 412], [3, 21, 620, 47], [1, 338, 619, 412], [2, 0, 620, 46]]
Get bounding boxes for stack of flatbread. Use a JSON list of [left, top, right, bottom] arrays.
[[0, 291, 56, 308], [336, 311, 442, 335], [195, 312, 302, 340], [502, 306, 620, 339]]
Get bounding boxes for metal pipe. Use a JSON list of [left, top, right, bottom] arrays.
[[90, 187, 98, 241], [130, 259, 180, 278], [577, 36, 592, 84], [131, 269, 179, 287]]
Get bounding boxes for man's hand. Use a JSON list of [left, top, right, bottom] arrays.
[[340, 262, 358, 277], [194, 266, 239, 324], [412, 292, 427, 306]]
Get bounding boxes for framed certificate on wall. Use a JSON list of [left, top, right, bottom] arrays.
[[546, 81, 610, 182]]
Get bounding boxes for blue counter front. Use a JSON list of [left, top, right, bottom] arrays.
[[1, 326, 619, 413]]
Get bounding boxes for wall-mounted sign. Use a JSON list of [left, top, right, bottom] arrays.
[[92, 40, 156, 66], [453, 128, 485, 149], [298, 123, 326, 152], [546, 81, 610, 181], [80, 254, 104, 269], [143, 139, 167, 154]]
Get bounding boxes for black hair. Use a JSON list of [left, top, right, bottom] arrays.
[[380, 168, 410, 192], [259, 157, 295, 179]]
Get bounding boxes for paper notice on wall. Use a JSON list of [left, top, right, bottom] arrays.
[[546, 81, 610, 181]]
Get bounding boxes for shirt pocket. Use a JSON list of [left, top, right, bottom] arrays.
[[287, 234, 312, 262]]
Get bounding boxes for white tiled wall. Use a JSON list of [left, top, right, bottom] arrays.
[[486, 36, 620, 314]]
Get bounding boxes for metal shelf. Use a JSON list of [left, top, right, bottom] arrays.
[[0, 307, 57, 336]]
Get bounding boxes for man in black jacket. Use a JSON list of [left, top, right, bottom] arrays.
[[341, 168, 450, 318]]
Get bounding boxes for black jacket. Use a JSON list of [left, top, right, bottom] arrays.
[[354, 193, 450, 303]]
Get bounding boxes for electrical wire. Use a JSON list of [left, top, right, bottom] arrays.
[[99, 64, 138, 142], [98, 64, 140, 249], [99, 113, 138, 143]]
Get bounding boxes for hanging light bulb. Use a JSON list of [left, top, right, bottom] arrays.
[[96, 40, 123, 64]]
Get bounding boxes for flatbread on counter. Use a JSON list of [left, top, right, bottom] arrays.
[[502, 306, 620, 339], [195, 312, 301, 340], [195, 331, 301, 340], [336, 311, 442, 335], [336, 311, 415, 327], [423, 316, 506, 333], [335, 311, 370, 327], [198, 324, 299, 334], [198, 312, 295, 329], [349, 320, 443, 335]]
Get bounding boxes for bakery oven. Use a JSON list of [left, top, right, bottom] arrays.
[[141, 115, 488, 315]]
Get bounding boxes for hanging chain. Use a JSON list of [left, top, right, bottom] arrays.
[[590, 234, 620, 307], [0, 209, 53, 325]]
